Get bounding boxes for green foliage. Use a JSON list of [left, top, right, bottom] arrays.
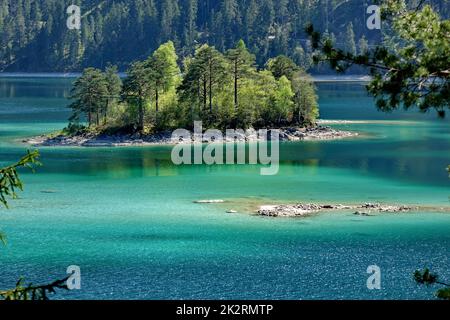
[[343, 22, 356, 56], [307, 1, 450, 117], [0, 150, 41, 246], [266, 55, 300, 80], [226, 40, 257, 111], [436, 287, 450, 300], [122, 61, 153, 132], [414, 268, 450, 300], [0, 277, 69, 301], [105, 65, 122, 97], [193, 44, 228, 114], [70, 40, 319, 133], [291, 72, 320, 127], [147, 41, 181, 129], [103, 65, 123, 125], [414, 268, 438, 285], [149, 41, 181, 94], [69, 67, 110, 126], [121, 41, 181, 132], [272, 75, 295, 125], [63, 123, 87, 136], [358, 35, 369, 56], [0, 150, 41, 209]]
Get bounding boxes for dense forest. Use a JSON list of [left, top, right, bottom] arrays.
[[1, 0, 448, 72]]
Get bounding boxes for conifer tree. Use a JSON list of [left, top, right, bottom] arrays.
[[343, 22, 356, 56], [147, 41, 181, 114], [226, 40, 256, 111], [103, 65, 122, 124], [69, 68, 108, 127], [122, 61, 152, 133]]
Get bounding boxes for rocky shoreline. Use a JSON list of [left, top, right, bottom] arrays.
[[257, 203, 416, 217], [23, 126, 358, 147]]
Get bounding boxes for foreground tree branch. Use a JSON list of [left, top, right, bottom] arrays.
[[414, 268, 450, 300], [306, 1, 450, 117], [1, 151, 70, 300], [0, 277, 69, 301], [0, 150, 41, 208]]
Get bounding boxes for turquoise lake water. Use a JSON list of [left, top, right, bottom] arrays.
[[0, 76, 449, 300]]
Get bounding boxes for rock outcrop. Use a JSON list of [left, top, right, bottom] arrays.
[[24, 126, 358, 147], [258, 203, 415, 217]]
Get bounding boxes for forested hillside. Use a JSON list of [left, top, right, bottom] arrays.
[[0, 0, 448, 72]]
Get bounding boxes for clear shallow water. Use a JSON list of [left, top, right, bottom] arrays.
[[0, 76, 449, 300]]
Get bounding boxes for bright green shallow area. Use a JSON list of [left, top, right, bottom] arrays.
[[0, 76, 449, 300]]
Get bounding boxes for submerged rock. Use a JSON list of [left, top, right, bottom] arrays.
[[360, 203, 413, 213], [353, 211, 370, 216], [40, 190, 58, 194], [194, 200, 225, 204]]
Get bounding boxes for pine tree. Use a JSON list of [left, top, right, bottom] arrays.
[[358, 35, 369, 55], [160, 0, 181, 41], [179, 44, 228, 119], [122, 62, 153, 133], [69, 68, 109, 127], [226, 40, 256, 112], [307, 2, 450, 116], [147, 41, 181, 113], [244, 0, 258, 46], [103, 65, 122, 124], [220, 0, 241, 49], [291, 71, 319, 127], [266, 55, 300, 80], [273, 75, 294, 125], [182, 0, 198, 52], [344, 22, 357, 56]]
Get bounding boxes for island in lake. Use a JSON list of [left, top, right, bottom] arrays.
[[24, 41, 360, 147]]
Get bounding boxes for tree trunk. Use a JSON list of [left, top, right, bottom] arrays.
[[209, 61, 213, 113], [234, 60, 238, 111], [138, 90, 144, 133], [155, 87, 159, 113], [203, 78, 207, 111], [104, 99, 109, 125]]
